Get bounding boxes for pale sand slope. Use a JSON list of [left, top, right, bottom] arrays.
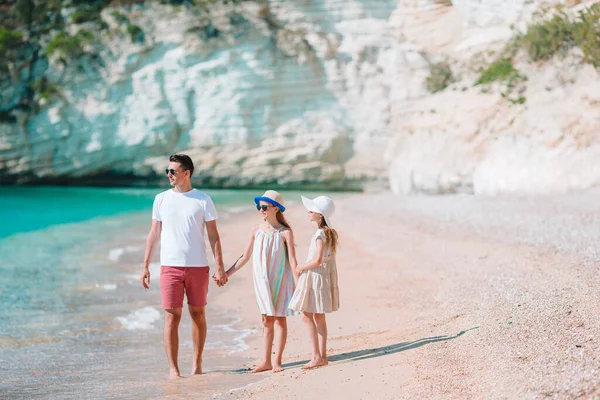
[[210, 191, 600, 399]]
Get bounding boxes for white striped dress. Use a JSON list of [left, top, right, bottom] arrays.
[[252, 227, 297, 317]]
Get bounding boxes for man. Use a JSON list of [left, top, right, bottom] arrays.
[[140, 154, 228, 379]]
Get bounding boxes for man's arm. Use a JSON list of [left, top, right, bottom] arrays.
[[206, 220, 227, 286], [140, 219, 161, 289]]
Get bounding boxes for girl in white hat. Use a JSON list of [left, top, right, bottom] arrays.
[[222, 190, 298, 373], [288, 195, 340, 369]]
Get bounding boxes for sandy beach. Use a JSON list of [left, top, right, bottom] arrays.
[[203, 190, 600, 399]]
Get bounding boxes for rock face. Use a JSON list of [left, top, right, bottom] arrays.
[[386, 0, 600, 195], [0, 0, 397, 189], [387, 67, 600, 195], [1, 0, 599, 194]]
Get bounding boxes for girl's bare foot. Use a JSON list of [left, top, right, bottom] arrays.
[[250, 362, 272, 373], [191, 358, 202, 375], [191, 366, 202, 375], [301, 358, 328, 370], [169, 368, 181, 379], [272, 364, 284, 373]]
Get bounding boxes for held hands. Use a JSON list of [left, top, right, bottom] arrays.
[[141, 264, 228, 288], [212, 267, 228, 287], [214, 255, 244, 286]]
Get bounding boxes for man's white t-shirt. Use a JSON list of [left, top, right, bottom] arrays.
[[152, 189, 218, 267]]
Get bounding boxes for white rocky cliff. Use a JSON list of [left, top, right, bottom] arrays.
[[1, 0, 599, 194], [0, 0, 397, 189], [386, 0, 600, 195]]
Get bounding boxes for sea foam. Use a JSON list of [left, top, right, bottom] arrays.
[[116, 307, 161, 330], [108, 246, 141, 262]]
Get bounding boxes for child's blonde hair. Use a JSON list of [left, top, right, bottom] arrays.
[[317, 217, 338, 255], [276, 209, 291, 229]]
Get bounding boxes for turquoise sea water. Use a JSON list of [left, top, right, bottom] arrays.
[[0, 186, 258, 332], [0, 186, 260, 239], [0, 186, 276, 399]]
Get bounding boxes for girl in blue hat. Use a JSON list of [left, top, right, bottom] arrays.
[[223, 190, 298, 373]]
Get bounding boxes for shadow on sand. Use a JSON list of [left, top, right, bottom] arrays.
[[226, 326, 478, 374]]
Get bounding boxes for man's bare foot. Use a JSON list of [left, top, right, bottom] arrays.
[[250, 362, 272, 373], [272, 364, 284, 373], [301, 358, 328, 370], [169, 368, 181, 379]]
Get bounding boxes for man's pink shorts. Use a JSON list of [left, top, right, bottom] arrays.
[[160, 266, 209, 309]]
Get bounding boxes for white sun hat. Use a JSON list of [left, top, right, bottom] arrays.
[[301, 195, 335, 227]]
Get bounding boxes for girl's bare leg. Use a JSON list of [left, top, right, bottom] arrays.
[[301, 312, 326, 369], [272, 317, 288, 373], [314, 313, 329, 366], [251, 315, 274, 373]]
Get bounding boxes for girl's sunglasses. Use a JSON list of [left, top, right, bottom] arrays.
[[256, 205, 271, 211]]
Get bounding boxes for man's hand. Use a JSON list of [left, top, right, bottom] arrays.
[[141, 267, 151, 289], [213, 268, 228, 287], [206, 220, 227, 287], [141, 219, 160, 290]]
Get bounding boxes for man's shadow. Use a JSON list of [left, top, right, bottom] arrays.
[[228, 327, 478, 373]]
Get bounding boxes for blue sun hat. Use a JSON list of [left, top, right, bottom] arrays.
[[254, 190, 286, 212]]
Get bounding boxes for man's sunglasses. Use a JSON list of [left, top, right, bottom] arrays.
[[256, 205, 271, 211], [165, 168, 188, 175]]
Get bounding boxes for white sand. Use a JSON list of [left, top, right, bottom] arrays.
[[206, 191, 600, 399]]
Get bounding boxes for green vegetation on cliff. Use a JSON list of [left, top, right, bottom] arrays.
[[520, 4, 600, 67], [0, 27, 23, 55], [0, 0, 254, 123], [126, 24, 144, 42], [45, 29, 94, 60], [425, 61, 455, 93], [425, 4, 600, 107], [475, 58, 518, 85]]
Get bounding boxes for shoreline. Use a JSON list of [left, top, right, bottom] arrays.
[[0, 198, 267, 400], [0, 177, 369, 192]]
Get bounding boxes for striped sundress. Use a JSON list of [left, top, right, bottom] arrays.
[[252, 227, 297, 317]]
